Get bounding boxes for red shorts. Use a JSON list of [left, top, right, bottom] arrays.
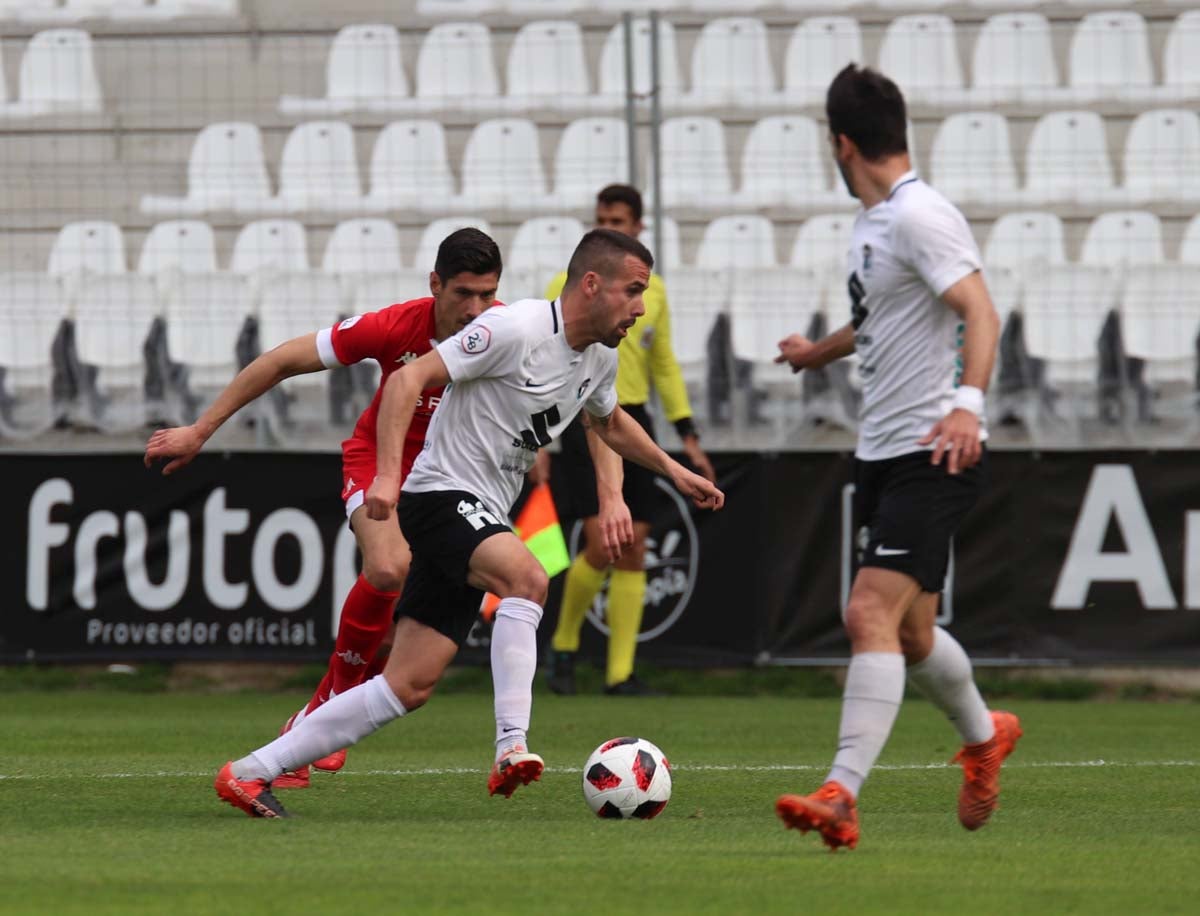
[[341, 436, 376, 520]]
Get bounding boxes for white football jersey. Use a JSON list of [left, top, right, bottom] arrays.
[[844, 170, 985, 461], [403, 298, 619, 517]]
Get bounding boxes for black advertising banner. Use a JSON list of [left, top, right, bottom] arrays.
[[1, 451, 1198, 665]]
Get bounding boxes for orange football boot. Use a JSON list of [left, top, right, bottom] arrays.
[[487, 747, 544, 798], [776, 781, 859, 851], [214, 761, 289, 818], [953, 710, 1023, 831]]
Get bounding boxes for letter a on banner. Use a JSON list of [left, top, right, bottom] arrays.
[[1051, 465, 1177, 610]]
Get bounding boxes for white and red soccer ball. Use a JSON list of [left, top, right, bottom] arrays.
[[582, 737, 672, 819]]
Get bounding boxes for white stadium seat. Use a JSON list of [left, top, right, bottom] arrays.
[[877, 15, 966, 106], [876, 0, 947, 7], [322, 219, 404, 275], [1080, 211, 1165, 269], [1065, 11, 1153, 103], [455, 118, 547, 212], [141, 122, 274, 217], [1179, 214, 1200, 265], [640, 217, 682, 271], [735, 115, 835, 209], [164, 272, 254, 391], [508, 216, 584, 299], [729, 267, 824, 366], [137, 221, 218, 276], [1148, 12, 1200, 103], [0, 272, 66, 439], [549, 117, 629, 210], [969, 13, 1059, 105], [782, 17, 863, 106], [685, 17, 777, 110], [659, 117, 733, 209], [279, 24, 408, 116], [504, 20, 591, 112], [412, 23, 499, 113], [1, 29, 102, 117], [48, 220, 126, 276], [1022, 111, 1117, 207], [152, 1, 240, 16], [351, 270, 438, 314], [1021, 265, 1117, 384], [415, 217, 493, 270], [696, 215, 776, 269], [0, 1, 57, 18], [73, 274, 161, 430], [1121, 109, 1200, 204], [983, 212, 1067, 273], [661, 267, 727, 374], [1120, 264, 1200, 385], [790, 213, 853, 289], [275, 121, 363, 214], [504, 1, 584, 15], [929, 112, 1020, 207], [364, 120, 455, 214], [229, 219, 309, 275], [416, 0, 495, 15], [595, 0, 681, 11], [598, 19, 682, 108]]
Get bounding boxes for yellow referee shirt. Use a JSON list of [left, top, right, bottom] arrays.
[[544, 271, 694, 428]]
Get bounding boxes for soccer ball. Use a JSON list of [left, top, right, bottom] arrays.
[[582, 737, 672, 819]]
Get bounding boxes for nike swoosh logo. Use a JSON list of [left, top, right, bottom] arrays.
[[501, 726, 521, 733], [874, 546, 910, 556], [524, 379, 540, 387]]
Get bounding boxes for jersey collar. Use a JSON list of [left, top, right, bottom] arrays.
[[887, 170, 920, 200]]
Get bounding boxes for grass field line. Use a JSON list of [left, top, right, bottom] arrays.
[[1, 759, 1197, 782]]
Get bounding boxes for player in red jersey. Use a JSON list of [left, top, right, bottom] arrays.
[[144, 229, 503, 786]]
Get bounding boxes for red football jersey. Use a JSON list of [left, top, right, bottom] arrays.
[[319, 297, 441, 482]]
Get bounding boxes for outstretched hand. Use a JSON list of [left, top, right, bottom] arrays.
[[774, 334, 818, 374], [671, 464, 725, 511], [143, 425, 206, 475]]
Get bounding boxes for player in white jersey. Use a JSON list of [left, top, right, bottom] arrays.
[[213, 229, 725, 818], [772, 65, 1021, 851]]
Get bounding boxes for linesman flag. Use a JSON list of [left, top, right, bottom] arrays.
[[481, 482, 570, 621]]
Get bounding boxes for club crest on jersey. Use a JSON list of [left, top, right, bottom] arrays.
[[338, 315, 363, 331], [861, 244, 873, 275], [461, 326, 491, 354], [577, 378, 591, 399]]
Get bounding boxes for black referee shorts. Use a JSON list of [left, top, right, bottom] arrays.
[[558, 403, 659, 522], [394, 489, 512, 645], [854, 448, 986, 593]]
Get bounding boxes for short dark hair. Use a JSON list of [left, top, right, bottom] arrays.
[[564, 228, 653, 288], [434, 227, 503, 282], [826, 64, 908, 161], [596, 184, 643, 222]]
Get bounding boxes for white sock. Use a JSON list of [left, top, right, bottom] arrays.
[[826, 652, 906, 798], [232, 675, 406, 781], [491, 597, 543, 760], [907, 627, 995, 746]]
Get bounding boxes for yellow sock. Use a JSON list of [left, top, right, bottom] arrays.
[[605, 569, 646, 686], [551, 554, 608, 652]]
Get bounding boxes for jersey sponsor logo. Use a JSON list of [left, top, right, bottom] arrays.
[[461, 326, 491, 354], [848, 271, 868, 331], [513, 406, 560, 451], [571, 478, 699, 643], [861, 243, 873, 276], [457, 499, 502, 531], [395, 350, 419, 364], [415, 393, 441, 411], [338, 315, 363, 331], [576, 378, 591, 400]]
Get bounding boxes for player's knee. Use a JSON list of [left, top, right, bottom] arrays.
[[507, 564, 549, 604], [385, 672, 437, 711], [363, 556, 410, 593], [615, 539, 646, 571], [898, 620, 934, 663], [843, 595, 893, 644]]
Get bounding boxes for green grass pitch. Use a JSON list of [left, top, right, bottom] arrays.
[[1, 690, 1197, 915]]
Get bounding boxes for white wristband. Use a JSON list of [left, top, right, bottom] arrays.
[[952, 385, 985, 417]]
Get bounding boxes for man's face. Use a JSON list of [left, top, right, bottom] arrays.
[[594, 201, 643, 239], [589, 254, 649, 348], [430, 271, 500, 334]]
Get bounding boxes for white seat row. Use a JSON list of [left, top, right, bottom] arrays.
[[0, 1, 236, 22], [0, 29, 102, 117], [415, 1, 1200, 16], [142, 107, 1200, 220], [282, 12, 1200, 118]]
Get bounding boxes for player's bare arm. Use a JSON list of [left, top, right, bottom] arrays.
[[143, 333, 326, 475], [365, 349, 452, 520], [918, 271, 1001, 475], [775, 323, 857, 374], [582, 416, 633, 562], [587, 406, 724, 511]]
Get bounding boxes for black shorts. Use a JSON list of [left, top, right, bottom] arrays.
[[559, 403, 658, 521], [854, 448, 986, 593], [394, 489, 512, 645]]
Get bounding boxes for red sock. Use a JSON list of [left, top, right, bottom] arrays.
[[363, 652, 389, 681], [303, 671, 333, 716], [321, 575, 398, 701]]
